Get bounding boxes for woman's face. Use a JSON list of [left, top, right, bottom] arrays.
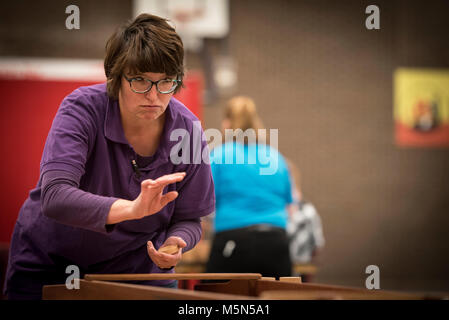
[[119, 71, 175, 122]]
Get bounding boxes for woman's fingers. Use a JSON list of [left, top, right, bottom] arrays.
[[160, 191, 179, 207], [140, 179, 156, 192], [136, 173, 185, 218], [147, 241, 156, 256], [141, 173, 184, 194], [147, 241, 180, 268], [166, 236, 187, 249], [154, 172, 186, 187]]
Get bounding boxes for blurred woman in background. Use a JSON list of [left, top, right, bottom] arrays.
[[205, 96, 293, 277]]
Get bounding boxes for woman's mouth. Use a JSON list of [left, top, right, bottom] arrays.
[[140, 105, 160, 110]]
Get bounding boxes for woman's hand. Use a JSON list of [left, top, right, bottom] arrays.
[[107, 172, 186, 225], [130, 172, 186, 220], [147, 236, 187, 269]]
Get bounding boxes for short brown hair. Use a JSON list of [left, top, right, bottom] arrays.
[[104, 13, 184, 99]]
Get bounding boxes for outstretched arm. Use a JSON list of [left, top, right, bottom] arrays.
[[106, 172, 186, 224], [41, 170, 185, 233]]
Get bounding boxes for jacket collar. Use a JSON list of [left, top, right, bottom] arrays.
[[104, 98, 128, 145]]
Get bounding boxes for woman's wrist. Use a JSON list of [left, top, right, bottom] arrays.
[[106, 199, 134, 225]]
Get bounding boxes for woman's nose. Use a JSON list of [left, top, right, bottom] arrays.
[[144, 85, 158, 101]]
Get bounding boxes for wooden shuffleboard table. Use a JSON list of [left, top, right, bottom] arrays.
[[42, 273, 447, 300]]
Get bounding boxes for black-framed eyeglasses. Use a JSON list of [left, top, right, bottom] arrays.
[[124, 76, 180, 94]]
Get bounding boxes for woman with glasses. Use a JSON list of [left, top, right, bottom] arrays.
[[5, 13, 215, 300]]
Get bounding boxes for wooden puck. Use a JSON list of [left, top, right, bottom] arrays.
[[158, 245, 179, 255], [279, 276, 302, 283]]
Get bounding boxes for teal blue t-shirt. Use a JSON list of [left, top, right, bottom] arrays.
[[210, 142, 293, 233]]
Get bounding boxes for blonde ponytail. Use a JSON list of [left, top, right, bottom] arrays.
[[223, 96, 266, 144]]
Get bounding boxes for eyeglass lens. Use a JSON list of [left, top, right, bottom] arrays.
[[131, 79, 177, 93]]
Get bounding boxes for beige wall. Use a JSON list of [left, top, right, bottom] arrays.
[[1, 0, 448, 292], [205, 0, 449, 292]]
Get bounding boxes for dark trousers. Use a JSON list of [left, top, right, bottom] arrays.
[[205, 225, 292, 278]]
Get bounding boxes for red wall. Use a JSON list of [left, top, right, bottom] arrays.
[[0, 72, 202, 242], [174, 71, 203, 121]]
